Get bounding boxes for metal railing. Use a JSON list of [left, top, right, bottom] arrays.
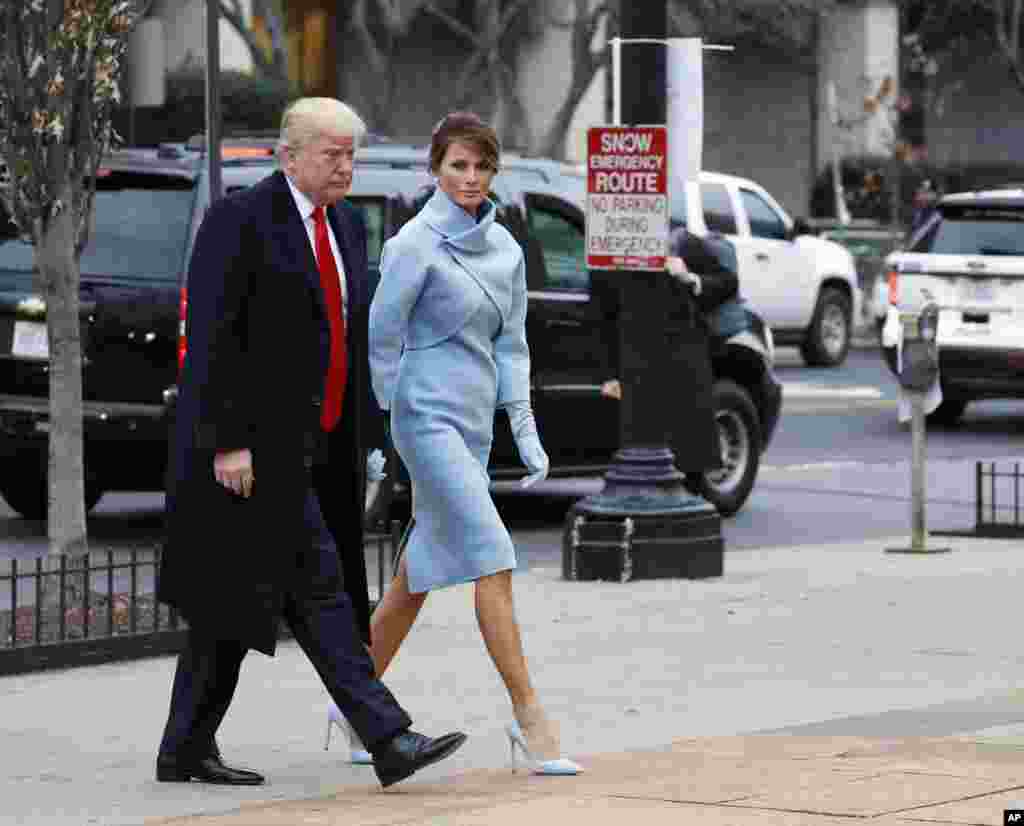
[[974, 462, 1024, 538], [0, 522, 404, 676]]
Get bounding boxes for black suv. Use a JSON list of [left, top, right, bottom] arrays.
[[0, 140, 781, 519]]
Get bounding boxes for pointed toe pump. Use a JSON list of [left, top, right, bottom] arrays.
[[506, 705, 582, 776], [325, 701, 373, 765]]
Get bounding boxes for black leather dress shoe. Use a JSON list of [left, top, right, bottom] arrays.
[[156, 753, 265, 785], [372, 730, 468, 788]]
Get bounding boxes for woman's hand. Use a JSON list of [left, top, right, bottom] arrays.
[[214, 448, 254, 498], [504, 401, 549, 488], [518, 438, 550, 488]]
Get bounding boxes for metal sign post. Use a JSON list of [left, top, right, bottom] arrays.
[[562, 4, 725, 583], [609, 38, 733, 127], [204, 0, 223, 203]]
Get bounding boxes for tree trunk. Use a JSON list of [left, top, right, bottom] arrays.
[[36, 193, 87, 557], [537, 70, 594, 159]]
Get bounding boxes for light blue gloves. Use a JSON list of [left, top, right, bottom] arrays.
[[504, 401, 549, 488], [366, 448, 387, 482]]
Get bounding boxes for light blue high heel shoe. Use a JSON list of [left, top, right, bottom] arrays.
[[325, 701, 373, 765], [506, 718, 582, 776]]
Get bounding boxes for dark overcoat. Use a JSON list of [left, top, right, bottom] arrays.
[[664, 228, 739, 472], [158, 170, 380, 656], [594, 228, 738, 473]]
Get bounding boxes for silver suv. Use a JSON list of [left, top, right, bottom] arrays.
[[881, 187, 1024, 423]]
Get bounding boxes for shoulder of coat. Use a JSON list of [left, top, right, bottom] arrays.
[[489, 222, 523, 259], [382, 218, 428, 261]]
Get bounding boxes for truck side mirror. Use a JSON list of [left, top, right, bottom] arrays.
[[790, 217, 812, 240]]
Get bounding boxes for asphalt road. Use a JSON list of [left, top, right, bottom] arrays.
[[1, 345, 1022, 574]]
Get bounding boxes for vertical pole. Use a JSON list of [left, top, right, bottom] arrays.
[[564, 0, 723, 583], [205, 0, 223, 204], [612, 37, 623, 126], [909, 392, 926, 550], [974, 458, 982, 531]]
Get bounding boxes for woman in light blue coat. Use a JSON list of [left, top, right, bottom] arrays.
[[328, 113, 580, 776]]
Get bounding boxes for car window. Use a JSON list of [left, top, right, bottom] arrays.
[[740, 188, 787, 241], [701, 182, 737, 234], [348, 197, 386, 266], [0, 171, 196, 280], [911, 206, 1024, 255], [525, 195, 588, 291]]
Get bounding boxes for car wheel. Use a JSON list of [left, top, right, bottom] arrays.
[[0, 457, 104, 520], [684, 379, 762, 516], [926, 397, 968, 427], [801, 287, 852, 367]]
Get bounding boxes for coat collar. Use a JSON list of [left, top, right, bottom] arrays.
[[268, 170, 360, 331], [421, 187, 495, 253]]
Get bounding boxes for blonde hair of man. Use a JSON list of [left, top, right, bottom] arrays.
[[277, 98, 367, 157]]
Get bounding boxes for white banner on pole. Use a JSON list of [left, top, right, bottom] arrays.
[[666, 38, 704, 187]]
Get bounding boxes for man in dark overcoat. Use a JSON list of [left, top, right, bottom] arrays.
[[155, 98, 466, 788], [596, 226, 739, 473]]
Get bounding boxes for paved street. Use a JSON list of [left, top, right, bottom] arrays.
[[4, 348, 1023, 563]]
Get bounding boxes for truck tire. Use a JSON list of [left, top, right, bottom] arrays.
[[0, 456, 104, 520], [801, 287, 852, 367], [684, 379, 762, 516]]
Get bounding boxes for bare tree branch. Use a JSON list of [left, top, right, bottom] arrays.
[[424, 0, 534, 110], [992, 0, 1024, 92], [537, 0, 612, 159], [349, 0, 389, 76]]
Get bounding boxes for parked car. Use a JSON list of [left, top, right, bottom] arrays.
[[880, 186, 1024, 424], [0, 140, 781, 520], [671, 172, 861, 367]]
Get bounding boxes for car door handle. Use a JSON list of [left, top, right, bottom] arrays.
[[546, 319, 582, 329], [755, 253, 770, 262]]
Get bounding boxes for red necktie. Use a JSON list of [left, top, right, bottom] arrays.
[[313, 206, 347, 431]]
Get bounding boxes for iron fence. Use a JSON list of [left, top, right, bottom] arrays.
[[0, 522, 404, 676], [974, 461, 1024, 538]]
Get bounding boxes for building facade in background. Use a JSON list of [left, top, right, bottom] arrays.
[[132, 0, 1023, 217]]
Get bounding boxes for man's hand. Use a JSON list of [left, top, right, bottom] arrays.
[[600, 379, 623, 400], [666, 255, 688, 277], [666, 256, 701, 293], [214, 449, 254, 498]]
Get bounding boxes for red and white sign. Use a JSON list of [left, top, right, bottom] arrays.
[[586, 125, 669, 271]]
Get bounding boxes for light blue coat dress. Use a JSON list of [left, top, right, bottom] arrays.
[[369, 188, 531, 594]]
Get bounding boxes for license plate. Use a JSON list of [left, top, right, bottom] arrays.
[[959, 278, 995, 304], [11, 321, 48, 359]]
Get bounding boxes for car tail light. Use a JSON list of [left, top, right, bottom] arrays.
[[887, 269, 899, 306], [177, 285, 188, 374]]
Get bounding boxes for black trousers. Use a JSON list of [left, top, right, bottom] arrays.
[[158, 488, 411, 760]]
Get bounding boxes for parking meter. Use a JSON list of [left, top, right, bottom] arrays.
[[898, 302, 940, 392]]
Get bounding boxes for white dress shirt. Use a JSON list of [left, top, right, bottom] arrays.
[[285, 176, 347, 321]]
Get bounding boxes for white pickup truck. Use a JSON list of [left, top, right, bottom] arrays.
[[679, 172, 861, 366]]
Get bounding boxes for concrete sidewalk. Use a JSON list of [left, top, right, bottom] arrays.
[[4, 534, 1024, 825], [151, 735, 1024, 826]]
